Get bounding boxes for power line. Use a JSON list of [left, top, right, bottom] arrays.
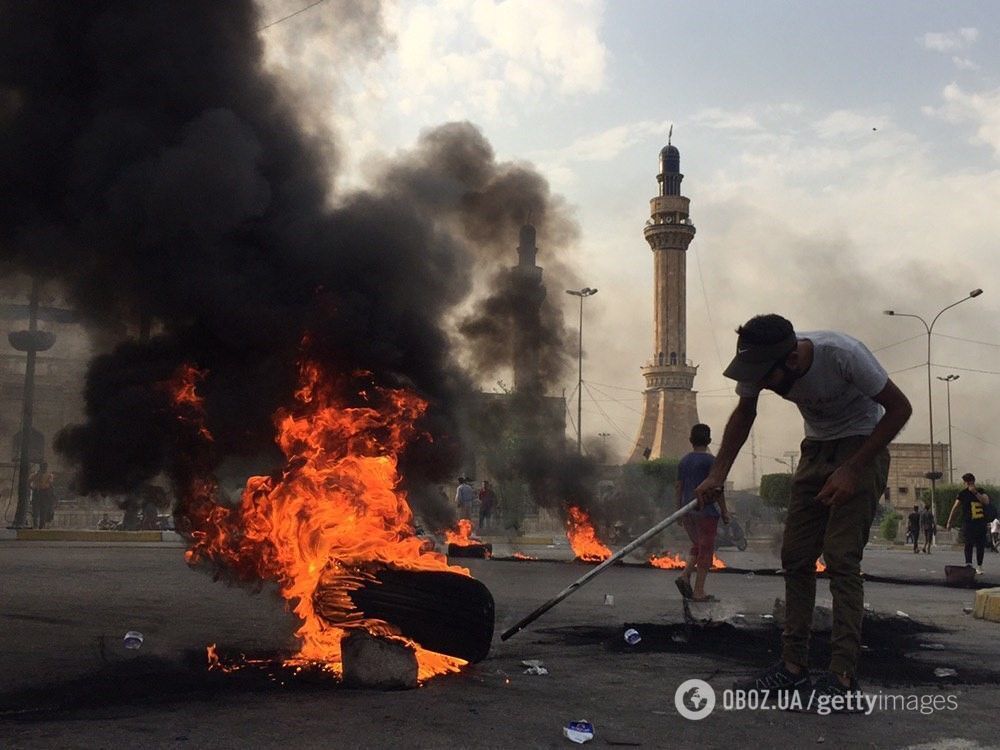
[[691, 244, 725, 371], [584, 382, 633, 443], [953, 425, 1000, 450], [871, 333, 925, 353], [935, 332, 1000, 349], [259, 0, 329, 31], [934, 363, 1000, 376]]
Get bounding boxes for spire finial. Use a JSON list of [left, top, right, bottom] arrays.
[[668, 124, 672, 147]]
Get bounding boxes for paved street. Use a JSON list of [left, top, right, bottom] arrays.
[[1, 541, 998, 749]]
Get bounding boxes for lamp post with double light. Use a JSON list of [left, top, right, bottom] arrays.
[[566, 287, 598, 454], [937, 374, 959, 483], [884, 288, 983, 522]]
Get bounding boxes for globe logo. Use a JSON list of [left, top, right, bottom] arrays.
[[674, 678, 716, 720]]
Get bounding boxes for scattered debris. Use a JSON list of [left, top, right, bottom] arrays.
[[745, 572, 755, 579], [896, 611, 910, 619], [624, 628, 642, 646], [604, 594, 615, 607], [933, 668, 958, 678], [760, 614, 774, 622], [963, 606, 973, 615], [522, 659, 548, 673], [919, 643, 945, 651], [122, 631, 144, 650], [730, 614, 748, 625], [564, 720, 595, 744]]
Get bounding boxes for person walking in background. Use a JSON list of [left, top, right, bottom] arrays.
[[920, 503, 936, 554], [696, 313, 911, 706], [455, 476, 476, 524], [478, 480, 496, 530], [29, 462, 55, 530], [989, 516, 1000, 553], [946, 473, 991, 574], [674, 423, 729, 603], [906, 504, 921, 553]]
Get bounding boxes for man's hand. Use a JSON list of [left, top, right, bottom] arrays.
[[694, 476, 725, 509], [815, 464, 861, 507], [721, 509, 732, 525]]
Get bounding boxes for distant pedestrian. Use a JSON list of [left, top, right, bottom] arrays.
[[478, 480, 496, 530], [29, 462, 55, 530], [920, 504, 936, 553], [674, 423, 729, 603], [990, 517, 1000, 553], [946, 473, 991, 575], [906, 505, 920, 553], [455, 476, 476, 523]]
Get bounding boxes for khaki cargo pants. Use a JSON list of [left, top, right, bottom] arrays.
[[781, 434, 890, 677]]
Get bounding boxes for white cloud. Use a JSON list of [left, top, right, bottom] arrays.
[[690, 107, 760, 131], [390, 0, 608, 119], [919, 27, 979, 52], [926, 83, 1000, 158], [952, 56, 980, 71]]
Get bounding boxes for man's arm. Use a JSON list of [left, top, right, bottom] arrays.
[[694, 396, 758, 504], [816, 378, 912, 506]]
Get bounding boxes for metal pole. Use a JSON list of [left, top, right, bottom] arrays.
[[577, 294, 583, 454], [12, 278, 40, 528], [500, 500, 699, 640], [938, 375, 958, 483], [884, 290, 982, 526], [925, 328, 936, 518]]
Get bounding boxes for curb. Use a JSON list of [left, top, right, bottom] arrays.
[[974, 587, 1000, 623], [2, 529, 185, 543]]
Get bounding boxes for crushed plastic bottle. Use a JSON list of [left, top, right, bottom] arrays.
[[933, 668, 958, 678], [563, 720, 595, 744], [623, 628, 641, 646], [123, 630, 144, 650]]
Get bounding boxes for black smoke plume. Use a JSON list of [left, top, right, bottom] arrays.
[[0, 1, 595, 529]]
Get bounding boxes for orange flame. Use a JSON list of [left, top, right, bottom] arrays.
[[512, 552, 537, 561], [166, 364, 213, 442], [445, 519, 476, 547], [649, 552, 727, 570], [816, 558, 826, 573], [180, 361, 469, 680], [649, 552, 685, 569], [566, 506, 611, 562]]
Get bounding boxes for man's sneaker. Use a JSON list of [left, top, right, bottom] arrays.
[[976, 567, 983, 575], [803, 672, 865, 714], [733, 661, 810, 695]]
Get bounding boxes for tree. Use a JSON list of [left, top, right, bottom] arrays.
[[760, 473, 792, 514]]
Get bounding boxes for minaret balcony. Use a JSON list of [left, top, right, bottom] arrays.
[[640, 361, 697, 390]]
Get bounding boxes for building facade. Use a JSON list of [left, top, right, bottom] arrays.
[[886, 442, 951, 509], [628, 137, 700, 462]]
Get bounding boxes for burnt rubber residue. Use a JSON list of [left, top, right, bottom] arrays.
[[533, 616, 1000, 687]]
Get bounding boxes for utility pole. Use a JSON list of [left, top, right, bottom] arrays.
[[566, 287, 598, 454], [937, 374, 959, 483], [8, 277, 56, 528]]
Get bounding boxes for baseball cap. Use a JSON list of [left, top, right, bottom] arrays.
[[722, 332, 797, 383]]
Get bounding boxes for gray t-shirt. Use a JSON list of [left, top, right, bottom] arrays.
[[735, 330, 888, 440]]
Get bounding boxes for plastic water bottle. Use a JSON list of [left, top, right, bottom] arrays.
[[123, 630, 144, 650], [623, 628, 641, 646]]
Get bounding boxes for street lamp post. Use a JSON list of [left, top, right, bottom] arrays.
[[566, 287, 598, 454], [884, 288, 983, 522], [937, 374, 959, 483]]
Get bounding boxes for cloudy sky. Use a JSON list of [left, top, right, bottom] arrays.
[[262, 0, 1000, 487]]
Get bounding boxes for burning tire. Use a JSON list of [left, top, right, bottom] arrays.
[[347, 568, 495, 664]]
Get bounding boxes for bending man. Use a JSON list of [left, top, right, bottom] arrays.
[[696, 314, 911, 706]]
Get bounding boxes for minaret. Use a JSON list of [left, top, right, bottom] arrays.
[[511, 223, 546, 393], [628, 131, 700, 462]]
